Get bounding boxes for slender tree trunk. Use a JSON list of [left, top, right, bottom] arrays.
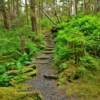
[[97, 0, 100, 12], [83, 0, 90, 14], [93, 0, 98, 14], [25, 0, 29, 24], [16, 0, 20, 16], [0, 0, 10, 29], [71, 0, 77, 16], [30, 0, 37, 32], [67, 1, 71, 17]]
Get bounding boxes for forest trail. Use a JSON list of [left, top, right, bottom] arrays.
[[26, 33, 67, 100]]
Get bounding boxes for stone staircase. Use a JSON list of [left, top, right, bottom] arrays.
[[26, 33, 67, 100]]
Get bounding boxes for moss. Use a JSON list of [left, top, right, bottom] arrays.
[[66, 80, 100, 100], [58, 62, 78, 85], [26, 70, 37, 77], [0, 84, 42, 100], [58, 61, 100, 99], [58, 70, 100, 100]]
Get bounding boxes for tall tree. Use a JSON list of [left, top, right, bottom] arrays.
[[30, 0, 37, 32], [16, 0, 20, 16], [83, 0, 90, 14], [97, 0, 100, 12], [0, 0, 10, 29], [25, 0, 29, 24], [71, 0, 78, 16]]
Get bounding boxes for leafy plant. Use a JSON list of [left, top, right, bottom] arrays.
[[54, 15, 100, 80], [0, 65, 6, 74], [80, 55, 99, 72]]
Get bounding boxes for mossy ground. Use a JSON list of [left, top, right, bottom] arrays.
[[58, 62, 100, 100], [0, 84, 42, 100]]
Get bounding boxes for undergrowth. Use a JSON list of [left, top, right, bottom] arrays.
[[0, 84, 42, 100], [53, 15, 100, 99], [0, 25, 45, 87]]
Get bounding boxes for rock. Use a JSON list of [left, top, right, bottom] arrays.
[[43, 51, 54, 54]]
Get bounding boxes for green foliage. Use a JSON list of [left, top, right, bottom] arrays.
[[0, 28, 19, 55], [0, 65, 6, 74], [54, 15, 100, 79], [0, 62, 37, 86], [17, 52, 31, 65], [0, 85, 42, 100], [0, 25, 45, 56], [69, 16, 99, 35], [0, 25, 45, 87], [0, 74, 12, 86], [40, 18, 52, 29], [26, 42, 39, 56], [54, 27, 86, 64], [76, 66, 87, 78], [80, 55, 99, 72], [58, 62, 68, 72]]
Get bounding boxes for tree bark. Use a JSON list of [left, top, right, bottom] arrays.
[[93, 0, 98, 14], [71, 0, 77, 16], [83, 0, 90, 14], [25, 0, 29, 24], [30, 0, 37, 32], [97, 0, 100, 12], [0, 0, 10, 29], [16, 0, 20, 16]]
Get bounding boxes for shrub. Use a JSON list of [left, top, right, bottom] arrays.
[[40, 18, 51, 29], [58, 62, 69, 72], [54, 15, 100, 80], [80, 55, 99, 72], [0, 85, 42, 100], [54, 28, 86, 64], [0, 65, 6, 74], [0, 74, 12, 86], [76, 66, 87, 78]]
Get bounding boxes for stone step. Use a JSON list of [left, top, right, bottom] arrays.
[[45, 40, 55, 43], [32, 61, 49, 64], [45, 40, 54, 43], [32, 58, 50, 63], [46, 43, 54, 45], [45, 48, 54, 51], [45, 34, 51, 36], [43, 74, 58, 80], [47, 46, 54, 48], [42, 50, 54, 54], [36, 56, 50, 59], [45, 37, 53, 39], [45, 36, 52, 38]]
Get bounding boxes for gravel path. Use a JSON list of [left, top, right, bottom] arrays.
[[26, 33, 67, 100]]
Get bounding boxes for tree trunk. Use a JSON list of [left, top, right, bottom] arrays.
[[25, 0, 29, 24], [30, 0, 37, 32], [71, 0, 77, 16], [97, 0, 100, 12], [83, 0, 90, 14], [16, 0, 20, 16], [0, 0, 10, 29]]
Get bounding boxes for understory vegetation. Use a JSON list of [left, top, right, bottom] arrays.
[[54, 15, 100, 99], [0, 25, 45, 99], [0, 25, 45, 87], [0, 0, 100, 99], [0, 84, 42, 100]]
